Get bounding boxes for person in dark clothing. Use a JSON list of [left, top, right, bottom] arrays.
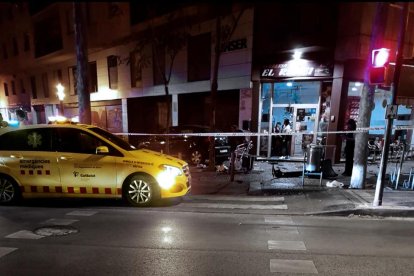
[[343, 119, 357, 176]]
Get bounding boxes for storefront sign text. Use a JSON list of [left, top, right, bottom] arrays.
[[261, 61, 332, 78]]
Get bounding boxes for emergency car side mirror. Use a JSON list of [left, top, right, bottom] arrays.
[[96, 146, 109, 154]]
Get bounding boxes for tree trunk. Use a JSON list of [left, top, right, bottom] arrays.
[[73, 2, 91, 124], [350, 2, 389, 188], [208, 15, 221, 170], [165, 84, 171, 155]]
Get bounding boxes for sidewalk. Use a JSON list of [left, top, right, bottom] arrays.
[[189, 158, 414, 218]]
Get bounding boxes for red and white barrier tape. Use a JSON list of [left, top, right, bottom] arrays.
[[114, 125, 414, 137]]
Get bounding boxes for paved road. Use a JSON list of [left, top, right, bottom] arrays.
[[1, 197, 414, 275]]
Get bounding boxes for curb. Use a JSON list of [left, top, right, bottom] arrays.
[[306, 207, 414, 218]]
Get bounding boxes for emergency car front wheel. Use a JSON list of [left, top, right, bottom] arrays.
[[123, 174, 159, 207], [0, 175, 20, 205]]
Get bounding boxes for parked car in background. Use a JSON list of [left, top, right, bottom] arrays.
[[138, 125, 231, 166]]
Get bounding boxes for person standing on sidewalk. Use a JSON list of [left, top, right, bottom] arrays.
[[343, 118, 356, 176], [281, 118, 292, 158]]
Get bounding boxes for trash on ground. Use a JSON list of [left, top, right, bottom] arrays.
[[326, 180, 344, 188]]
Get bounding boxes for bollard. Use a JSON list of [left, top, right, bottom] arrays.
[[230, 151, 235, 182]]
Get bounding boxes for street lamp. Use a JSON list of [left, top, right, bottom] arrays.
[[56, 83, 65, 116]]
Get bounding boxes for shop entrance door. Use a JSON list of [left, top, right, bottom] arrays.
[[270, 104, 319, 157]]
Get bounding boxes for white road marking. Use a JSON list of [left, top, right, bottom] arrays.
[[270, 259, 318, 274], [0, 247, 18, 258], [186, 195, 284, 202], [5, 230, 44, 239], [42, 218, 79, 225], [66, 210, 98, 216], [264, 216, 295, 225], [181, 203, 288, 210], [268, 240, 307, 250], [266, 226, 299, 235]]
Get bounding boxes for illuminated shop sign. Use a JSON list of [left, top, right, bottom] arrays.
[[261, 60, 332, 78]]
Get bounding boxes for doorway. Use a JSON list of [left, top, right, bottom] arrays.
[[270, 105, 318, 157], [258, 81, 322, 158]]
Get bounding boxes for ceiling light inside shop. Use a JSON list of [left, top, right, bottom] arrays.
[[293, 50, 302, 60]]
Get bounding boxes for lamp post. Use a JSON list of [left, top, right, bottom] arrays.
[[56, 83, 65, 116]]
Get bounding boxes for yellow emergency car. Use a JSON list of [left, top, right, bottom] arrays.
[[0, 123, 191, 206]]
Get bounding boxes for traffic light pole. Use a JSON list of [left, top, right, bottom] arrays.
[[373, 2, 409, 206]]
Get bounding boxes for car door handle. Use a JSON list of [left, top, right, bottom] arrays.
[[10, 154, 23, 159], [59, 156, 74, 161]]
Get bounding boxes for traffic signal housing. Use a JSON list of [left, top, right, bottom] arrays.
[[369, 48, 390, 85]]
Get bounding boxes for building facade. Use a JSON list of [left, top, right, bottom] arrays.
[[0, 2, 413, 161], [251, 2, 414, 161]]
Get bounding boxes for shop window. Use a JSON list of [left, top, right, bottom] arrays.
[[273, 81, 319, 105], [23, 33, 30, 52], [68, 66, 77, 95], [65, 10, 74, 34], [11, 80, 16, 95], [3, 83, 9, 97], [69, 62, 98, 95], [130, 51, 142, 88], [33, 14, 63, 58], [55, 69, 62, 83], [152, 45, 165, 86], [188, 33, 211, 82], [88, 62, 98, 93], [107, 55, 118, 89], [30, 76, 37, 99], [2, 43, 8, 59], [12, 37, 18, 56], [42, 73, 49, 98], [20, 79, 26, 94]]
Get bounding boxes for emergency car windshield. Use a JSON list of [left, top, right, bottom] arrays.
[[89, 127, 136, 151]]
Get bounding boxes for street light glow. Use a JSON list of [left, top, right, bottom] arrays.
[[56, 83, 65, 116], [56, 83, 65, 101]]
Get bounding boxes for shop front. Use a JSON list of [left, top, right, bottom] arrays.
[[257, 60, 333, 158]]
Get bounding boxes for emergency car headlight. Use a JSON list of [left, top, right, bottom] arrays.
[[156, 165, 183, 190]]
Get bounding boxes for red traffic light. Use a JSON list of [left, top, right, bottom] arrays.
[[369, 48, 390, 85], [372, 48, 390, 68]]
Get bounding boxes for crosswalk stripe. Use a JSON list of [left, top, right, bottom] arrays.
[[270, 259, 318, 274], [5, 230, 44, 239], [266, 226, 299, 235], [0, 247, 18, 258], [180, 202, 288, 210], [66, 210, 98, 216], [42, 218, 79, 225], [268, 240, 307, 250], [186, 195, 284, 202]]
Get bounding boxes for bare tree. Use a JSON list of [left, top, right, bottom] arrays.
[[208, 4, 246, 170], [73, 2, 91, 124], [148, 14, 190, 154]]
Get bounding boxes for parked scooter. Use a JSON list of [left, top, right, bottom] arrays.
[[221, 140, 253, 174]]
